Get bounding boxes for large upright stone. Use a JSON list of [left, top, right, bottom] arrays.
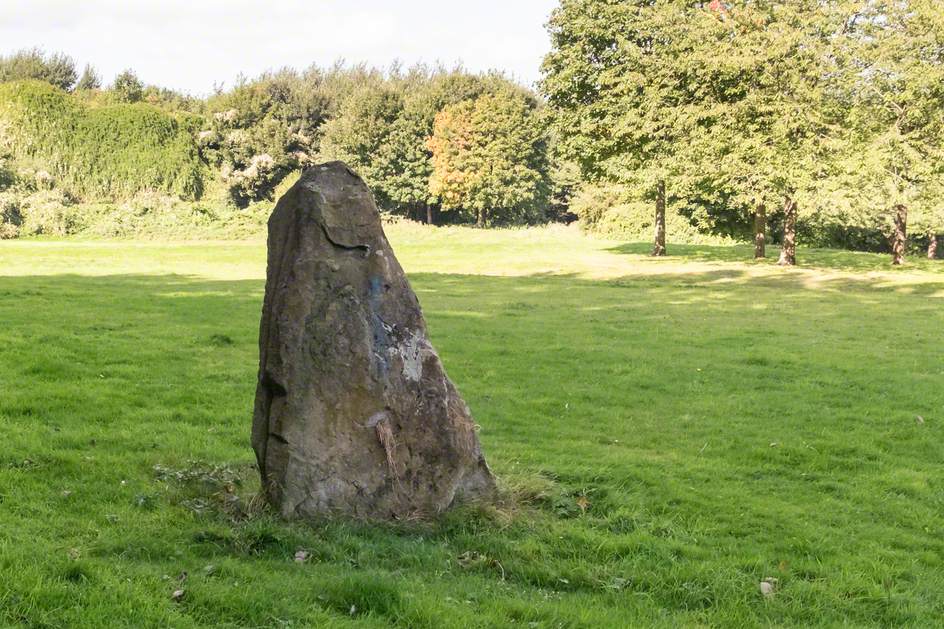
[[252, 161, 495, 519]]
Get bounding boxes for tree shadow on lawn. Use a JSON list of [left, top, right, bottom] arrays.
[[2, 266, 941, 389], [608, 241, 944, 274], [4, 267, 938, 470]]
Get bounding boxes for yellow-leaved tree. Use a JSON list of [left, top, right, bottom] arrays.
[[428, 89, 548, 227]]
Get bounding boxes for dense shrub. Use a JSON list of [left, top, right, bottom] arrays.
[[0, 156, 14, 190], [17, 189, 81, 236], [0, 65, 563, 235], [0, 188, 79, 237], [0, 155, 77, 238], [75, 195, 268, 239], [202, 69, 331, 205], [572, 183, 735, 245], [796, 208, 889, 252], [0, 80, 203, 201], [0, 188, 270, 240], [0, 192, 20, 238]]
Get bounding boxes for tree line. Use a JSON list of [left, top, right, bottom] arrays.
[[542, 0, 944, 264], [2, 0, 943, 262], [0, 50, 555, 233]]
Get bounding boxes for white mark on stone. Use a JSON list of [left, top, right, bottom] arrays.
[[364, 410, 389, 428], [399, 332, 428, 382]]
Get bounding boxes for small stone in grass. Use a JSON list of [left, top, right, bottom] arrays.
[[294, 550, 310, 563], [760, 577, 778, 598], [171, 589, 185, 602]]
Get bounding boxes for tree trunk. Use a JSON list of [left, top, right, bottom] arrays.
[[476, 209, 484, 228], [754, 204, 766, 259], [426, 205, 434, 226], [891, 204, 907, 265], [928, 234, 938, 260], [651, 179, 666, 256], [777, 197, 797, 266]]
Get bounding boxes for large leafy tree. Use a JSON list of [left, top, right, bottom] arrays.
[[318, 70, 512, 222], [837, 0, 944, 265], [373, 71, 494, 222], [428, 90, 549, 226], [541, 0, 716, 255], [699, 1, 845, 265], [319, 84, 404, 208]]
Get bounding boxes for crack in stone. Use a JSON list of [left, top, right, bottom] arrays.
[[319, 221, 370, 254]]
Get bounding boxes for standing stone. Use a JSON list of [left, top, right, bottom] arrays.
[[252, 161, 495, 520]]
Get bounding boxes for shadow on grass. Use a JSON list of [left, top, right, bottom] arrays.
[[2, 261, 943, 328], [607, 241, 944, 274]]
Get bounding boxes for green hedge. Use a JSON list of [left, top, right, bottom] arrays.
[[571, 183, 735, 245], [0, 80, 202, 201]]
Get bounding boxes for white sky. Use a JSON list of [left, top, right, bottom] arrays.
[[1, 0, 558, 95]]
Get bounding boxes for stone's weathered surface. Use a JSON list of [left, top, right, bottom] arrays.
[[252, 161, 495, 520]]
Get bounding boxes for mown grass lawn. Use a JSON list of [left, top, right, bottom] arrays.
[[1, 224, 942, 628]]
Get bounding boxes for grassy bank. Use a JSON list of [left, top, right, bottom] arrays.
[[1, 225, 942, 627]]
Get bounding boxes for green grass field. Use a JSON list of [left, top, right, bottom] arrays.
[[2, 224, 943, 628]]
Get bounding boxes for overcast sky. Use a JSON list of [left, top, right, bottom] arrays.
[[1, 0, 558, 95]]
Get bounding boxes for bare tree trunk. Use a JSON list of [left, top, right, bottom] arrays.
[[426, 205, 434, 226], [891, 204, 907, 265], [652, 179, 666, 256], [754, 204, 766, 259], [778, 197, 797, 266], [476, 209, 484, 228], [928, 234, 938, 260]]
